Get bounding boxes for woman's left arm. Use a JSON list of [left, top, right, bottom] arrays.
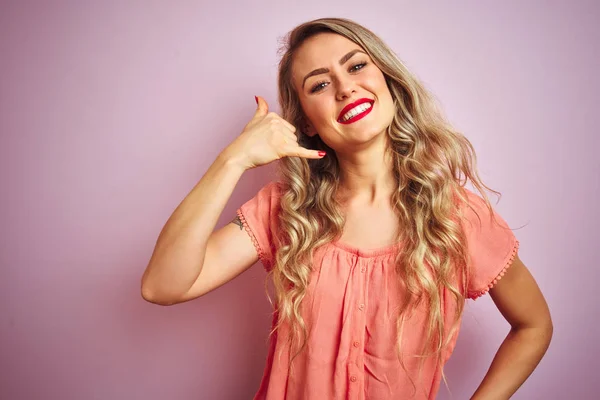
[[470, 253, 553, 400]]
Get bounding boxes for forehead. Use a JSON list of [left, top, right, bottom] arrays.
[[292, 33, 364, 84]]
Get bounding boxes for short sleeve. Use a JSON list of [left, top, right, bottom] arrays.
[[460, 188, 520, 300], [236, 181, 282, 272]]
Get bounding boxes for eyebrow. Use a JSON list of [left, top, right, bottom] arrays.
[[301, 49, 367, 89]]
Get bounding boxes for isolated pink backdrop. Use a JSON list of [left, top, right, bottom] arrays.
[[1, 1, 598, 399]]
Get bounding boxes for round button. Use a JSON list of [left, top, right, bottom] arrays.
[[350, 375, 357, 382], [353, 341, 360, 347], [358, 304, 365, 311], [360, 267, 366, 273]]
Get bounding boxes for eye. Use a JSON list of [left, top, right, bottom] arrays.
[[310, 80, 328, 93], [309, 62, 368, 93], [350, 62, 367, 72]]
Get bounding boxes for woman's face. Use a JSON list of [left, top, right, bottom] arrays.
[[292, 33, 395, 151]]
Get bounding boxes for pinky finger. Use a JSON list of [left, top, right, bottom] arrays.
[[282, 143, 326, 159]]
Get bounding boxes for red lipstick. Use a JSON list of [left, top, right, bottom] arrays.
[[337, 98, 374, 124]]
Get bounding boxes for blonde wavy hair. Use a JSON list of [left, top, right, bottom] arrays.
[[264, 17, 499, 390]]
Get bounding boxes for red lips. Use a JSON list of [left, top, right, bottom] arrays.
[[337, 98, 374, 123]]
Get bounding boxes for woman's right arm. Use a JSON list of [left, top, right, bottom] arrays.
[[140, 96, 324, 305]]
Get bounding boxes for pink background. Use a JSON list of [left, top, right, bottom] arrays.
[[1, 1, 598, 399]]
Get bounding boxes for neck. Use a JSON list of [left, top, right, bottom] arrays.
[[335, 138, 396, 206]]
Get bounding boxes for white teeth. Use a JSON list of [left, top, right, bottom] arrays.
[[342, 102, 372, 122]]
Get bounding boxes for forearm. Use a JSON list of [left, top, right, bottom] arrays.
[[471, 325, 553, 400], [141, 149, 246, 301]]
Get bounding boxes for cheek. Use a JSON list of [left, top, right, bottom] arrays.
[[365, 69, 389, 94], [307, 99, 333, 123]]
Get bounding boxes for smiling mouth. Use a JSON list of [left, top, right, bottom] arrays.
[[337, 99, 375, 124]]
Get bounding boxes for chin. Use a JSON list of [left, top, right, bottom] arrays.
[[348, 128, 388, 144]]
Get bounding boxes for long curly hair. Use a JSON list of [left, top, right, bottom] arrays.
[[264, 17, 499, 388]]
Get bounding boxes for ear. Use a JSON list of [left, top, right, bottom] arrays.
[[302, 119, 318, 137]]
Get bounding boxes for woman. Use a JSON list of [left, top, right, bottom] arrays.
[[141, 18, 552, 399]]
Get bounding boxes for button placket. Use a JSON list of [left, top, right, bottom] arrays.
[[349, 258, 366, 389], [358, 262, 366, 311]]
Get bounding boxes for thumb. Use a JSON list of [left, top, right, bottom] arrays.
[[253, 95, 269, 119]]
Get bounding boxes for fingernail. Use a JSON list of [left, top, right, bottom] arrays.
[[255, 96, 258, 104], [318, 151, 326, 157]]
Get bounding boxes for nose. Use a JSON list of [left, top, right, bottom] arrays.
[[335, 75, 356, 101]]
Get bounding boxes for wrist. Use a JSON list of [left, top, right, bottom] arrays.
[[217, 148, 249, 173]]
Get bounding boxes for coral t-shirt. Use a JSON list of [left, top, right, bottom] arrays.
[[236, 181, 519, 400]]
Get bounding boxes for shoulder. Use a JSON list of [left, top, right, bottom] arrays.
[[239, 180, 284, 222], [255, 180, 284, 212], [255, 180, 284, 198], [453, 186, 517, 255], [455, 186, 495, 224], [244, 180, 284, 204], [456, 186, 485, 208], [454, 186, 517, 256], [268, 180, 284, 195]]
